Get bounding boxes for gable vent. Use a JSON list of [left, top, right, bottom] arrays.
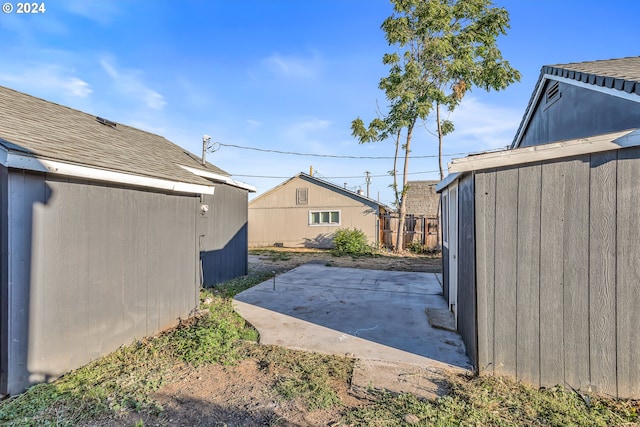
[[546, 81, 560, 102], [96, 116, 117, 128]]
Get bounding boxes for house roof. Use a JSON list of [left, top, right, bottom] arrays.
[[512, 56, 640, 148], [250, 172, 391, 211], [0, 85, 255, 193]]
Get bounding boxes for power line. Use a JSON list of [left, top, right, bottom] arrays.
[[230, 169, 441, 179], [214, 142, 478, 159]]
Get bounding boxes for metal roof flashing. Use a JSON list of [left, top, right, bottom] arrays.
[[435, 172, 462, 192]]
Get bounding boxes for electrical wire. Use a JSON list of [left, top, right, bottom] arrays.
[[216, 142, 480, 159], [230, 169, 441, 179]]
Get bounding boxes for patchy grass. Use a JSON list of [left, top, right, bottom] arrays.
[[0, 270, 269, 426], [205, 269, 275, 298], [245, 345, 353, 410], [249, 248, 294, 262], [344, 374, 640, 426]]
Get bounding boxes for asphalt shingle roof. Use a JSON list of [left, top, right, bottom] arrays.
[[545, 56, 640, 94], [0, 85, 229, 186]]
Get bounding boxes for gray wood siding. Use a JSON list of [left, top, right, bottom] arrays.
[[538, 160, 565, 387], [200, 185, 249, 286], [474, 148, 640, 398], [519, 81, 640, 147], [456, 174, 476, 367], [474, 170, 496, 373], [616, 147, 640, 398], [5, 172, 200, 395], [492, 168, 518, 377], [515, 164, 541, 385]]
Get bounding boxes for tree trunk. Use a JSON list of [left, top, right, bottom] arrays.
[[395, 122, 415, 253], [392, 128, 401, 207], [437, 101, 444, 180]]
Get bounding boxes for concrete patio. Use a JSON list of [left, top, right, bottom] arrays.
[[233, 263, 472, 398]]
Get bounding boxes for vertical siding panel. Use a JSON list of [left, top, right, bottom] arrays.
[[122, 189, 146, 341], [589, 151, 617, 396], [0, 166, 9, 394], [457, 174, 476, 367], [146, 192, 161, 333], [616, 147, 640, 398], [13, 173, 47, 389], [493, 168, 518, 376], [539, 160, 565, 387], [63, 180, 90, 369], [36, 180, 69, 378], [107, 186, 126, 346], [474, 170, 496, 374], [516, 164, 541, 386], [8, 173, 36, 392], [562, 156, 590, 391]]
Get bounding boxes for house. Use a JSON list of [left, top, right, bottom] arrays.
[[437, 57, 640, 398], [403, 180, 440, 249], [0, 85, 254, 395], [249, 172, 389, 248]]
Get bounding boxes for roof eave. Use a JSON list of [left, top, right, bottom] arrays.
[[2, 149, 215, 195], [179, 164, 256, 192], [451, 129, 640, 173]]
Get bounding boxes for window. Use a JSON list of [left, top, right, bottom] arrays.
[[309, 210, 340, 226]]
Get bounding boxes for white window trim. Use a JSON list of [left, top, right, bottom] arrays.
[[442, 191, 449, 248], [308, 210, 341, 226]]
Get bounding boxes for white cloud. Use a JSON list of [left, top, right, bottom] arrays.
[[0, 65, 92, 98], [246, 119, 261, 128], [175, 76, 212, 109], [283, 118, 331, 141], [446, 97, 522, 151], [99, 58, 166, 110], [62, 0, 120, 25], [264, 52, 322, 79]]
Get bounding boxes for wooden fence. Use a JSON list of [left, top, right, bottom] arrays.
[[380, 214, 439, 250]]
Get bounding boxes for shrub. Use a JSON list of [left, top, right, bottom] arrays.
[[332, 228, 372, 256]]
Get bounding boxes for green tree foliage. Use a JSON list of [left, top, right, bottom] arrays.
[[352, 0, 520, 252]]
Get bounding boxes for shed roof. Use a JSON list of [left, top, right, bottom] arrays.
[[512, 56, 640, 148], [0, 85, 254, 193]]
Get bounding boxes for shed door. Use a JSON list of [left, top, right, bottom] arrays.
[[448, 183, 459, 325]]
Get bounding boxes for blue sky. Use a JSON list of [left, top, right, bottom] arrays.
[[1, 0, 639, 205]]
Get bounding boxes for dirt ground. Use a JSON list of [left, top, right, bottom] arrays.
[[131, 249, 443, 427], [248, 247, 443, 274]]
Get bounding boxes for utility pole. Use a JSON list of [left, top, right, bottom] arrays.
[[365, 171, 371, 198], [202, 135, 212, 165]]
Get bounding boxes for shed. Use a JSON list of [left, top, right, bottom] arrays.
[[437, 57, 640, 398], [249, 172, 389, 248], [0, 86, 254, 395]]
